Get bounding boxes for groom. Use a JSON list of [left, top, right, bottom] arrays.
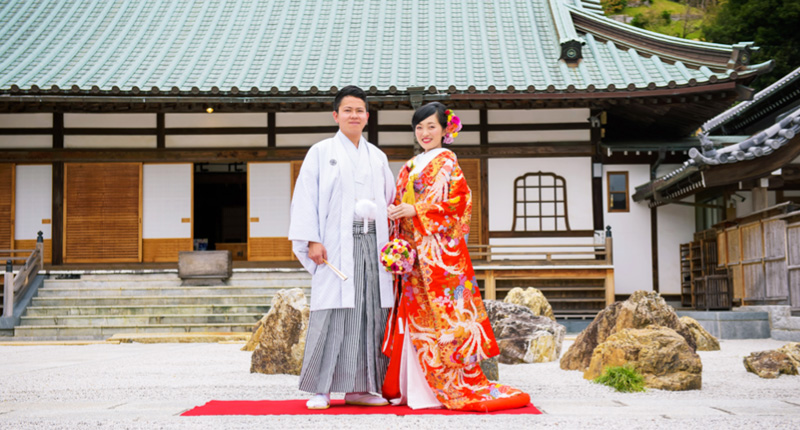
[[288, 86, 396, 409]]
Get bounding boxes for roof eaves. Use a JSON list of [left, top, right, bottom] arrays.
[[702, 65, 800, 133], [567, 5, 758, 72]]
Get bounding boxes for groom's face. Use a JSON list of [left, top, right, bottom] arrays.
[[333, 96, 369, 137]]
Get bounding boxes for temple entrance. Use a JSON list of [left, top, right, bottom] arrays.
[[193, 163, 248, 260]]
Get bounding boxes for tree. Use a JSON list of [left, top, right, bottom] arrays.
[[703, 0, 800, 90]]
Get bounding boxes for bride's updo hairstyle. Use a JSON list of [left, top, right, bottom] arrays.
[[411, 102, 448, 131]]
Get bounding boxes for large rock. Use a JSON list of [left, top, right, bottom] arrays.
[[560, 290, 696, 371], [249, 288, 310, 375], [680, 316, 720, 351], [744, 342, 800, 379], [485, 300, 566, 363], [584, 325, 703, 391], [480, 357, 499, 381], [504, 287, 555, 321]]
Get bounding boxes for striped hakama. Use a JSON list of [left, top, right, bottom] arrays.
[[298, 220, 390, 394]]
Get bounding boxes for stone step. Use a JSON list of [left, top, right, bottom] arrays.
[[24, 304, 270, 317], [14, 323, 256, 339], [30, 295, 272, 307], [42, 278, 311, 289], [19, 313, 263, 326], [36, 286, 310, 297]]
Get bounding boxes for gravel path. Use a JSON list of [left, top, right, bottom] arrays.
[[0, 338, 799, 429]]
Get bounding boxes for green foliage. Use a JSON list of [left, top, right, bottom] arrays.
[[631, 13, 649, 28], [593, 365, 647, 393], [601, 0, 629, 14], [621, 0, 705, 39], [703, 0, 800, 91]]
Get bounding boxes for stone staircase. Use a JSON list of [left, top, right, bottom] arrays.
[[13, 271, 311, 340]]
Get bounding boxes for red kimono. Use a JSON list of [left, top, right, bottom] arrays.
[[382, 150, 530, 412]]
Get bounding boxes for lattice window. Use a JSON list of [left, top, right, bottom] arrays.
[[512, 172, 571, 231]]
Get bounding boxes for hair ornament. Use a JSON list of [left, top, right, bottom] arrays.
[[443, 109, 462, 145]]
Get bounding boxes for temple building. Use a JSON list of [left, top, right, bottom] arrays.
[[0, 0, 774, 313]]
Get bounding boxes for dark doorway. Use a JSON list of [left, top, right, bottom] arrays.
[[193, 163, 247, 254]]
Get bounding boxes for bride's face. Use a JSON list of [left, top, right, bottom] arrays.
[[415, 113, 444, 152]]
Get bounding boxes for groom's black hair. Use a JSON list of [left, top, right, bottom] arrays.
[[333, 85, 368, 112], [411, 102, 448, 130]]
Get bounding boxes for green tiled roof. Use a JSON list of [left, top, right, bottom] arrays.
[[0, 0, 771, 96]]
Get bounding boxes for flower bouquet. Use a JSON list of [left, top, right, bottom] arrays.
[[380, 237, 416, 274]]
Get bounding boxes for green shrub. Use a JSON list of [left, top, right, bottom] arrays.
[[600, 0, 628, 14], [593, 365, 646, 392]]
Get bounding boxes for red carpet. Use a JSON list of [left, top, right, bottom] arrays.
[[181, 399, 541, 416]]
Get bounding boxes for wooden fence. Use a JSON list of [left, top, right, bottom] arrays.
[[717, 207, 800, 311]]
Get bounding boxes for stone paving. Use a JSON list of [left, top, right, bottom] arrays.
[[0, 338, 799, 429]]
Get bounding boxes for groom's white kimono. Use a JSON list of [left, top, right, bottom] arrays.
[[288, 131, 395, 311]]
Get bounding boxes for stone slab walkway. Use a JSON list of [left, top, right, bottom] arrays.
[[0, 339, 799, 429]]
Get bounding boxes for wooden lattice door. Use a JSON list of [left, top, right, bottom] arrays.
[[64, 163, 141, 263], [0, 164, 13, 252]]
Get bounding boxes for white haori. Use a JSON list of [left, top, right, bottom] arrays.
[[288, 131, 396, 311]]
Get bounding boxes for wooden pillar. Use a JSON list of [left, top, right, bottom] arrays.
[[368, 109, 378, 145], [604, 269, 615, 306], [752, 186, 768, 212], [267, 112, 276, 148], [51, 113, 64, 265], [484, 270, 496, 300]]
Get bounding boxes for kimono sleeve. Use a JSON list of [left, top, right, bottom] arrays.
[[288, 146, 322, 274], [413, 157, 472, 239]]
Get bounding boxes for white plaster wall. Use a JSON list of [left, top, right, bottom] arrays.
[[388, 161, 406, 179], [276, 132, 369, 147], [488, 129, 589, 143], [249, 163, 291, 237], [15, 165, 52, 240], [379, 131, 479, 145], [65, 113, 155, 128], [603, 164, 653, 295], [165, 113, 267, 128], [0, 136, 52, 148], [65, 135, 156, 148], [166, 135, 266, 148], [488, 108, 590, 124], [379, 110, 414, 125], [142, 164, 192, 239], [0, 113, 52, 128], [654, 164, 695, 295], [276, 112, 335, 127], [488, 157, 593, 232]]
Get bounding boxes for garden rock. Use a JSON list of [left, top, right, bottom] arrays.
[[560, 290, 696, 371], [485, 300, 565, 363], [249, 288, 310, 375], [680, 316, 720, 351], [504, 287, 555, 321], [584, 325, 702, 391], [744, 342, 800, 379]]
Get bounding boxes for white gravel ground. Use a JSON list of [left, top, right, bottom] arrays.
[[0, 338, 799, 429]]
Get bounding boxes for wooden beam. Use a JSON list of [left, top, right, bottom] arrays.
[[490, 230, 595, 238], [0, 143, 593, 163]]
